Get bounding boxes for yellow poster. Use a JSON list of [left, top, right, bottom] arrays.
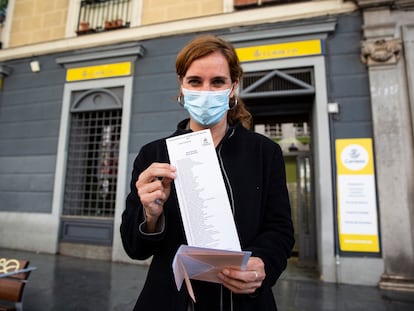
[[336, 138, 380, 253]]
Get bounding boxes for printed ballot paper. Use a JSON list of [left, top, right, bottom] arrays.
[[166, 129, 251, 301]]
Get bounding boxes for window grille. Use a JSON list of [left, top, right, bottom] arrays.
[[77, 0, 132, 35], [242, 68, 313, 92], [63, 109, 122, 217]]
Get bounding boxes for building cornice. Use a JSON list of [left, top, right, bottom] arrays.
[[0, 0, 357, 62], [353, 0, 414, 9], [55, 43, 145, 66]]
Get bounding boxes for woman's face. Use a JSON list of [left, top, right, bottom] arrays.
[[181, 51, 238, 96]]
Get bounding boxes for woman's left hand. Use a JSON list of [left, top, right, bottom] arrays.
[[218, 256, 265, 294]]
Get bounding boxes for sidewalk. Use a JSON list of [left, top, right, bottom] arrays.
[[1, 248, 413, 311]]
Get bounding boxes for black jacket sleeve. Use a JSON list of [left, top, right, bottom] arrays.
[[120, 146, 166, 260]]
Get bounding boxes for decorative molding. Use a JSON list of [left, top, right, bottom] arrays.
[[363, 22, 396, 40], [354, 0, 414, 9], [394, 0, 414, 9], [56, 43, 145, 67], [354, 0, 394, 9], [0, 64, 12, 90], [222, 17, 337, 43], [0, 64, 12, 77], [361, 38, 402, 65], [379, 274, 414, 292]]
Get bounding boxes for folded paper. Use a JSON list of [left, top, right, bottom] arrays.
[[172, 245, 251, 302]]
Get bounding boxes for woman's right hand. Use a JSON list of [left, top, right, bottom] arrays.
[[136, 163, 176, 232]]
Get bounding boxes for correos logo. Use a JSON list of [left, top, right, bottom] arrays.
[[341, 144, 368, 171]]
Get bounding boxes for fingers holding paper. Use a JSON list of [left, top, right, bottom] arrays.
[[218, 256, 265, 294], [136, 163, 176, 226]]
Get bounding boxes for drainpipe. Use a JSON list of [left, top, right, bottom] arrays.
[[328, 102, 342, 285]]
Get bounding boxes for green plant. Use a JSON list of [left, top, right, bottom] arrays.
[[0, 0, 8, 10], [0, 0, 7, 24]]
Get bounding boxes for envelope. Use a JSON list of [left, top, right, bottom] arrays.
[[172, 245, 251, 302]]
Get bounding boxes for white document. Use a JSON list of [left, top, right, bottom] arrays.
[[166, 129, 251, 301], [166, 129, 241, 251]]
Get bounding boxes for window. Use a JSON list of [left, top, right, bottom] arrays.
[[63, 109, 122, 217], [77, 0, 132, 35]]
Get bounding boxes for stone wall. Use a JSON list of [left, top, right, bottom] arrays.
[[10, 0, 69, 47]]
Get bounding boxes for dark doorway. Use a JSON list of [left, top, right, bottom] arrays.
[[241, 67, 317, 268]]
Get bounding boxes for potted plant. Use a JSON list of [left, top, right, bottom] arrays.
[[79, 21, 90, 31], [104, 19, 123, 30]]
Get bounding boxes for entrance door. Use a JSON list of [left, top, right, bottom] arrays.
[[241, 67, 317, 267], [296, 152, 316, 266], [253, 120, 316, 267]]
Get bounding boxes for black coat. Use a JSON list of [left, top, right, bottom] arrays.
[[121, 120, 294, 311]]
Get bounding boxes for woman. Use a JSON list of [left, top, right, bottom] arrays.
[[121, 34, 294, 311]]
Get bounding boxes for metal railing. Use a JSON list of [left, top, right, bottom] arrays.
[[76, 0, 131, 35], [64, 109, 122, 217]]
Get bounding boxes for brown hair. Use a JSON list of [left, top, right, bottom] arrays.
[[176, 34, 252, 129]]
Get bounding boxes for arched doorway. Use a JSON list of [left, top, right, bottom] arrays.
[[59, 87, 123, 258]]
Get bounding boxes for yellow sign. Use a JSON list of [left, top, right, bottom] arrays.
[[236, 39, 323, 62], [336, 139, 375, 176], [336, 138, 380, 253], [66, 62, 132, 81]]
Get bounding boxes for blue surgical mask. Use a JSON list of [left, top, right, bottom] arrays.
[[182, 87, 231, 127]]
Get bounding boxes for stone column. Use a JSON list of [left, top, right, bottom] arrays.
[[360, 5, 414, 291]]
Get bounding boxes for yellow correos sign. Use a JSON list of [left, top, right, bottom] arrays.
[[336, 138, 380, 253], [236, 39, 323, 62], [66, 62, 132, 82], [336, 139, 374, 176]]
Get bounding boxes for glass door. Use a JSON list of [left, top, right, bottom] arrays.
[[254, 121, 316, 267], [296, 153, 316, 267]]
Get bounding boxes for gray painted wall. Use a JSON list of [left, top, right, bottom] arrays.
[[128, 35, 191, 152], [325, 13, 373, 138], [126, 35, 193, 185], [0, 55, 66, 213]]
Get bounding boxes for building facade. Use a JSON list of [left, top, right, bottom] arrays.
[[0, 0, 413, 291]]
